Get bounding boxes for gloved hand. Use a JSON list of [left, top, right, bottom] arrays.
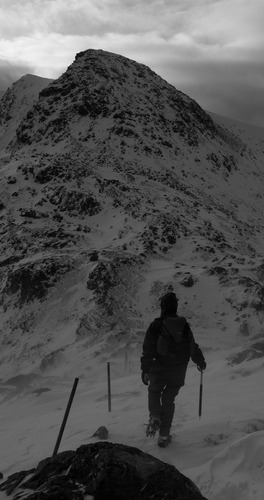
[[197, 361, 207, 372], [141, 372, 150, 385]]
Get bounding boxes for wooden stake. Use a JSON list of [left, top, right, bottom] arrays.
[[52, 377, 79, 456], [107, 362, 111, 412], [199, 370, 203, 418]]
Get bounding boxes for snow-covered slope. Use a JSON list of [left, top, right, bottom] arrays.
[[187, 430, 264, 499], [0, 49, 263, 376], [0, 74, 53, 151], [0, 49, 264, 499]]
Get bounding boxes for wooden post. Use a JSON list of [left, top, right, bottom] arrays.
[[107, 362, 111, 412], [52, 377, 79, 456], [124, 351, 128, 374], [199, 370, 203, 419]]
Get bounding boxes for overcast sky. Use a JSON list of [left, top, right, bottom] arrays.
[[0, 0, 264, 127]]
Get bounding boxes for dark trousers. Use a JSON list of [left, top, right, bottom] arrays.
[[148, 363, 186, 436]]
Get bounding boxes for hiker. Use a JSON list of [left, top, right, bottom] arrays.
[[140, 291, 206, 447]]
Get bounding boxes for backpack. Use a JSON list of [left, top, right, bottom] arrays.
[[157, 316, 186, 356]]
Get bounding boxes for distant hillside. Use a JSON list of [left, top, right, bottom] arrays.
[[0, 74, 53, 150]]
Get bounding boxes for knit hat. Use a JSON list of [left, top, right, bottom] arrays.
[[160, 292, 178, 314]]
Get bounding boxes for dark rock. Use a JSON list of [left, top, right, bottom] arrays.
[[48, 186, 101, 216], [0, 442, 208, 499], [19, 208, 49, 219], [236, 277, 264, 311], [141, 213, 184, 253], [86, 255, 143, 314], [33, 163, 64, 184], [52, 211, 64, 222], [257, 262, 264, 281], [91, 426, 109, 439], [208, 266, 227, 276], [228, 341, 264, 365], [0, 469, 35, 496], [41, 227, 76, 248], [0, 255, 21, 268], [7, 175, 17, 184], [89, 250, 99, 261], [2, 257, 73, 305], [180, 274, 196, 287], [238, 320, 249, 336]]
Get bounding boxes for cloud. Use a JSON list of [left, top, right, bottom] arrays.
[[4, 0, 262, 41], [0, 34, 87, 79], [170, 59, 264, 127], [0, 59, 34, 90], [0, 0, 182, 39]]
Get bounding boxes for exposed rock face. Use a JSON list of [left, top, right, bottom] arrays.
[[1, 256, 74, 307], [86, 254, 143, 315], [12, 49, 219, 151], [228, 341, 264, 364], [0, 442, 208, 499], [47, 186, 101, 216]]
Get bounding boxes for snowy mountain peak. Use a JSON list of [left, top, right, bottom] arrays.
[[0, 49, 263, 383], [11, 48, 227, 153]]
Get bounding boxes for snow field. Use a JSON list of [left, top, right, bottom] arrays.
[[1, 351, 264, 499]]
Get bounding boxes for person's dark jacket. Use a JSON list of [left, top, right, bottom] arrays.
[[140, 313, 206, 374]]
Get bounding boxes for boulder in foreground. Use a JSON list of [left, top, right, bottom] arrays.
[[0, 441, 208, 499]]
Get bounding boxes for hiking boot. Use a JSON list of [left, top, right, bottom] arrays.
[[158, 435, 172, 448], [146, 416, 161, 437]]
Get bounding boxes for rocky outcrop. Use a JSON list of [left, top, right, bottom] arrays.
[[1, 256, 74, 306], [0, 442, 208, 499], [141, 213, 187, 253], [225, 276, 264, 312], [228, 341, 264, 364], [47, 186, 101, 216], [86, 254, 143, 316]]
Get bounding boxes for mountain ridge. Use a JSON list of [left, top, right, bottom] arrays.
[[0, 74, 53, 152]]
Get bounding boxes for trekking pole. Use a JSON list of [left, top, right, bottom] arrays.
[[198, 370, 203, 418], [52, 377, 79, 456], [107, 362, 111, 412]]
